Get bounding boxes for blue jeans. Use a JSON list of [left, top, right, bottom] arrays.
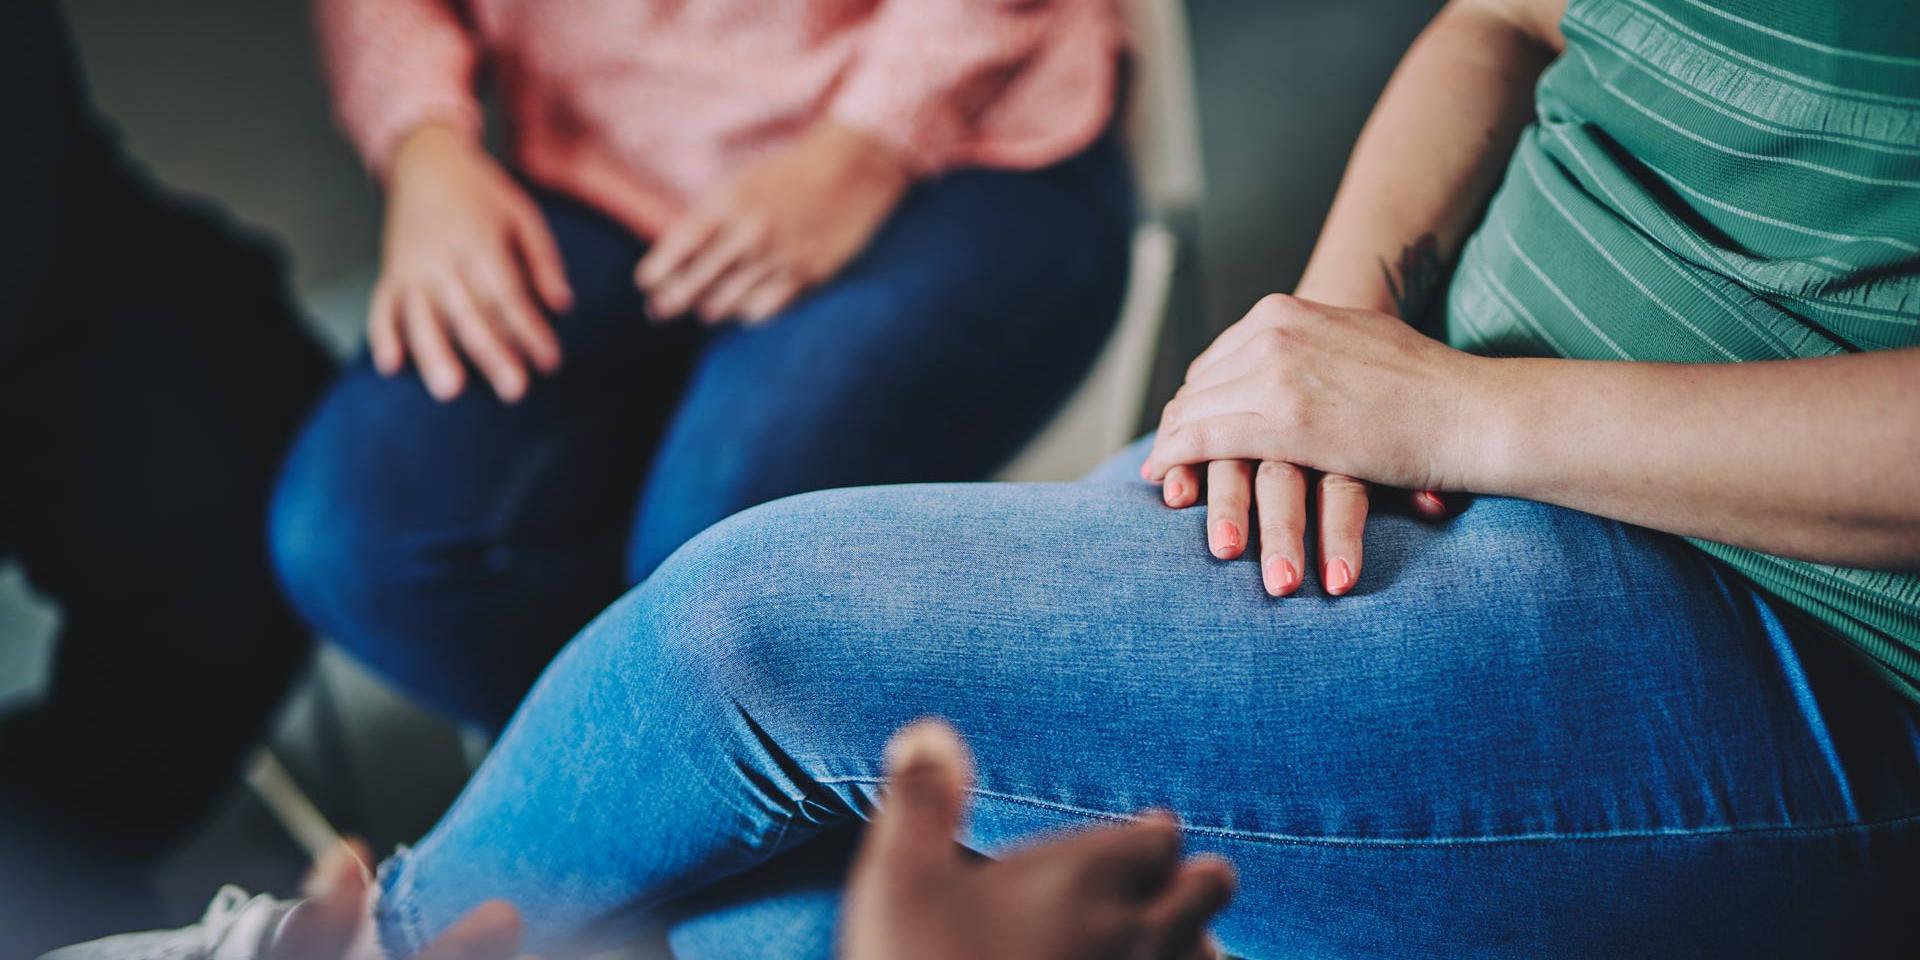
[[374, 442, 1920, 959], [268, 134, 1131, 727]]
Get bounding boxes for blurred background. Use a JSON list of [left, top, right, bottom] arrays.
[[0, 0, 1436, 929]]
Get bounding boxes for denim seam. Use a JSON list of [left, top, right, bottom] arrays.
[[379, 847, 429, 958], [816, 776, 1920, 848]]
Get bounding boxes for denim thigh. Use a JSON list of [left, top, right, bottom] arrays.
[[269, 191, 701, 727], [381, 455, 1920, 957]]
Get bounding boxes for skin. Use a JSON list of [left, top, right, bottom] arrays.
[[373, 119, 913, 403], [635, 121, 914, 327], [842, 722, 1236, 960], [1144, 0, 1920, 587], [272, 724, 1234, 960], [270, 841, 526, 960]]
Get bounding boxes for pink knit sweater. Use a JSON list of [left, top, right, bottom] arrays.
[[317, 0, 1125, 238]]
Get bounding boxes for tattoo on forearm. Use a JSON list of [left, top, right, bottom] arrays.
[[1379, 233, 1454, 335]]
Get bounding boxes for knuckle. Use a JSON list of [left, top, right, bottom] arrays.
[[1254, 292, 1301, 324], [1255, 460, 1297, 483], [1322, 474, 1369, 497]]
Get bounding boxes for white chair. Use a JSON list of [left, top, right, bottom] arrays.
[[997, 0, 1206, 481]]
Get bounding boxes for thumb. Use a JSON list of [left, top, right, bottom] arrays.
[[867, 720, 974, 870]]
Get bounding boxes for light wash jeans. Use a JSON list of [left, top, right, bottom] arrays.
[[374, 442, 1920, 959]]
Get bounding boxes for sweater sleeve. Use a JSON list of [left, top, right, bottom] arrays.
[[313, 0, 485, 178], [829, 0, 1066, 175]]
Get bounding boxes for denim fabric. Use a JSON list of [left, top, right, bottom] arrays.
[[268, 135, 1131, 728], [375, 441, 1920, 959]]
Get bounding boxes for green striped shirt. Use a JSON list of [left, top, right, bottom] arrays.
[[1445, 0, 1920, 697]]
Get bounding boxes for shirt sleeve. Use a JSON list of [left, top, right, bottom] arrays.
[[830, 0, 1066, 176], [313, 0, 485, 178]]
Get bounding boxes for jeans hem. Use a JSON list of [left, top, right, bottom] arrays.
[[375, 844, 425, 958]]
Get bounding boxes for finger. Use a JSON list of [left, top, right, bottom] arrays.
[[414, 900, 524, 960], [1156, 379, 1260, 438], [1184, 294, 1317, 381], [865, 720, 975, 872], [635, 209, 726, 299], [1316, 473, 1369, 596], [300, 838, 373, 895], [1410, 489, 1450, 521], [402, 289, 466, 401], [738, 270, 806, 325], [1179, 330, 1282, 390], [471, 264, 563, 375], [511, 207, 574, 315], [1134, 857, 1237, 960], [650, 222, 763, 319], [1045, 810, 1183, 901], [697, 255, 783, 324], [1205, 460, 1252, 560], [1183, 319, 1264, 382], [369, 284, 406, 376], [437, 275, 529, 403], [1184, 309, 1279, 382], [1255, 461, 1308, 596], [1143, 414, 1267, 482], [269, 842, 371, 960], [1160, 463, 1200, 509]]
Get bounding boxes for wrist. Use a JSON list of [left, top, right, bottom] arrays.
[[1293, 267, 1398, 315], [388, 122, 483, 186], [1452, 355, 1537, 496], [813, 121, 916, 193]]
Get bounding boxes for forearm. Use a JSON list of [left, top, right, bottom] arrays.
[[1294, 0, 1560, 318], [1469, 350, 1920, 570], [315, 0, 482, 177]]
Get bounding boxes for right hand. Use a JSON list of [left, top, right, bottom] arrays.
[[844, 721, 1236, 960], [373, 123, 572, 403]]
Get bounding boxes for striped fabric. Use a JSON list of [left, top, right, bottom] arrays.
[[1445, 0, 1920, 697]]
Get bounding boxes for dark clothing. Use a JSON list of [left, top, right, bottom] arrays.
[[0, 2, 332, 952]]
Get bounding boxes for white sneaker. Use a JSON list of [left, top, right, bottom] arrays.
[[38, 886, 300, 960]]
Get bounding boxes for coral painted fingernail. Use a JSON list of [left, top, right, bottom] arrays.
[[1211, 522, 1240, 557], [1325, 558, 1354, 595], [1263, 555, 1298, 595]]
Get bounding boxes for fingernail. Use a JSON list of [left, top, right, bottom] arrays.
[[1263, 555, 1298, 595], [1418, 491, 1444, 513], [1325, 557, 1354, 594], [1139, 461, 1151, 480], [883, 720, 959, 774], [1211, 522, 1240, 557], [1165, 477, 1184, 503]]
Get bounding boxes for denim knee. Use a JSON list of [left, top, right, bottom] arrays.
[[628, 490, 874, 703], [266, 452, 396, 650]]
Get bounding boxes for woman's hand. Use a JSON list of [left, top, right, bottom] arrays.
[[1145, 295, 1486, 596], [635, 122, 913, 325], [372, 123, 572, 403]]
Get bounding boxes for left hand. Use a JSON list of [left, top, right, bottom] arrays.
[[635, 122, 914, 325], [1144, 294, 1488, 596]]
